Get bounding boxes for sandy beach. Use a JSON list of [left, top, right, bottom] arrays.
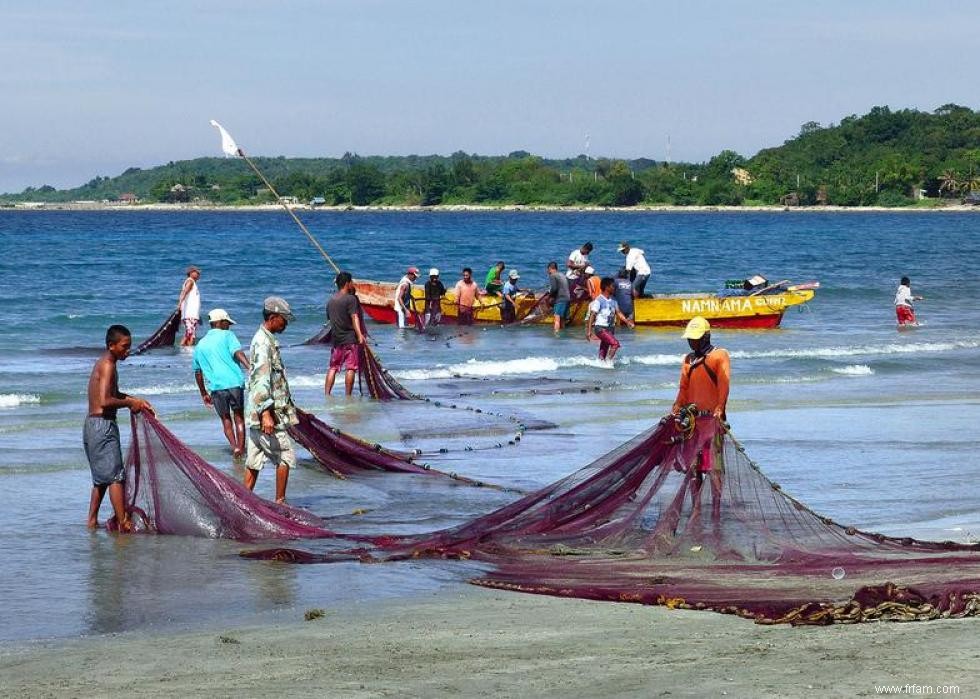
[[1, 589, 976, 698], [4, 201, 980, 214]]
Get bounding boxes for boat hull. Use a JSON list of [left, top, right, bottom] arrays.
[[353, 280, 814, 329]]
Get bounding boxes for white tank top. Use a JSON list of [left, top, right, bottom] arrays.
[[181, 280, 201, 319]]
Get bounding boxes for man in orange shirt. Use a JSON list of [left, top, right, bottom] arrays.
[[672, 316, 730, 512], [671, 316, 730, 421]]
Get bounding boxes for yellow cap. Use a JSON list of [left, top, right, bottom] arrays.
[[682, 316, 711, 339]]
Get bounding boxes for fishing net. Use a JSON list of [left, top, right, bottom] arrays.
[[133, 310, 181, 354], [111, 413, 336, 541], [244, 410, 980, 625], [289, 408, 519, 492], [302, 324, 333, 345], [358, 344, 418, 400]]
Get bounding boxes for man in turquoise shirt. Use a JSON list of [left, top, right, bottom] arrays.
[[192, 308, 250, 460]]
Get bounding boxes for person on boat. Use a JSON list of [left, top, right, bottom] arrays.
[[894, 276, 924, 327], [326, 272, 367, 397], [244, 296, 298, 504], [613, 268, 635, 320], [617, 241, 651, 297], [566, 242, 593, 280], [423, 268, 446, 327], [485, 261, 506, 296], [501, 270, 521, 324], [85, 325, 154, 531], [547, 261, 571, 332], [454, 267, 482, 325], [394, 267, 420, 329], [584, 266, 602, 300], [672, 316, 730, 422], [192, 309, 250, 460], [177, 265, 201, 346], [586, 277, 635, 361]]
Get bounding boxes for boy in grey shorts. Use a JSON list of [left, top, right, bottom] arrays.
[[85, 325, 153, 531]]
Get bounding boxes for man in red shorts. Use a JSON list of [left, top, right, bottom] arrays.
[[325, 271, 367, 396]]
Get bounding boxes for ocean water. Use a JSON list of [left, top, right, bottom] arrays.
[[0, 210, 978, 642]]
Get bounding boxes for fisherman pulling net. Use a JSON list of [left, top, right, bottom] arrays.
[[243, 408, 980, 625]]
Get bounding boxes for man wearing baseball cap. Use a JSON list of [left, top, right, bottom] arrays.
[[617, 242, 652, 298], [192, 309, 250, 460], [423, 268, 446, 327], [394, 267, 420, 329], [244, 296, 298, 503], [501, 269, 521, 324], [672, 316, 730, 421]]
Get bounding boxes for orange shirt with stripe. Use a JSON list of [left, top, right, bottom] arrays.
[[586, 276, 602, 300], [672, 348, 731, 415]]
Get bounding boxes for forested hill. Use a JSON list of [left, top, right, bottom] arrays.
[[4, 104, 979, 208]]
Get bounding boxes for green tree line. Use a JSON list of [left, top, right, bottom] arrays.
[[4, 104, 980, 207]]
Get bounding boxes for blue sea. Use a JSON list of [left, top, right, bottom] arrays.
[[0, 210, 978, 642]]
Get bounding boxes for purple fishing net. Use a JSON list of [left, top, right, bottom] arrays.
[[113, 413, 336, 541], [133, 310, 181, 354], [244, 414, 980, 624], [358, 345, 418, 400], [289, 408, 519, 491]]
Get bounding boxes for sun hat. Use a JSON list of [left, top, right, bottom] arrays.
[[617, 241, 629, 253], [207, 308, 236, 324], [509, 270, 520, 279], [263, 296, 295, 322], [682, 316, 711, 340]]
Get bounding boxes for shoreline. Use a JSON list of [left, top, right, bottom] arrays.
[[1, 589, 976, 697], [3, 202, 980, 213]]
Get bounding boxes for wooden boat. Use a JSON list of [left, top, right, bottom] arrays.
[[354, 279, 817, 329]]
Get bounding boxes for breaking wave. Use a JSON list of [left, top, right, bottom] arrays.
[[832, 364, 874, 376], [394, 355, 619, 380], [0, 393, 42, 409]]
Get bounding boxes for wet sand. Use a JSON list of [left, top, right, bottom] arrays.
[[2, 589, 976, 697]]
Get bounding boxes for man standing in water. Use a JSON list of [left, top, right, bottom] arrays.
[[586, 277, 635, 361], [193, 309, 250, 460], [423, 268, 446, 327], [453, 267, 482, 325], [895, 276, 924, 327], [566, 242, 593, 280], [85, 325, 154, 531], [177, 266, 201, 346], [244, 297, 298, 503], [547, 261, 571, 333], [672, 316, 730, 421], [393, 267, 419, 329], [326, 272, 367, 397]]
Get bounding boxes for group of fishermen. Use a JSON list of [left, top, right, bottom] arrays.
[[393, 241, 652, 359], [84, 253, 730, 533]]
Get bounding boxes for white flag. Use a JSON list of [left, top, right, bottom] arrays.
[[209, 120, 241, 157]]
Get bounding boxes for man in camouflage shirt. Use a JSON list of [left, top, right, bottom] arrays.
[[244, 296, 298, 503]]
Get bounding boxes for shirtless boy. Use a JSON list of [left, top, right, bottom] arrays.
[[85, 325, 153, 531]]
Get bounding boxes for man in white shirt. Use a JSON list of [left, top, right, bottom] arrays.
[[617, 242, 651, 297], [393, 267, 420, 329], [586, 276, 635, 361], [894, 276, 923, 326], [566, 242, 593, 279]]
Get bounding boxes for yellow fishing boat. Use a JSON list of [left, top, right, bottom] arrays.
[[354, 279, 816, 329]]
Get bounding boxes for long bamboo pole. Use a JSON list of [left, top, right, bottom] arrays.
[[236, 150, 341, 273]]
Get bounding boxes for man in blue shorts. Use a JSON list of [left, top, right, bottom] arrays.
[[193, 309, 250, 459], [547, 261, 571, 333]]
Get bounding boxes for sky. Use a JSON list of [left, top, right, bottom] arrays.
[[1, 0, 978, 192]]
